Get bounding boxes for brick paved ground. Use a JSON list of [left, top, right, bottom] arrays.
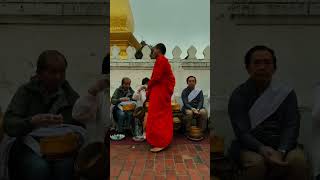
[[110, 136, 210, 180]]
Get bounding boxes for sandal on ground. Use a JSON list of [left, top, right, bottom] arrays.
[[150, 147, 165, 153]]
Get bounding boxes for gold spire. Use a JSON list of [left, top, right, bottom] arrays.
[[110, 0, 141, 59]]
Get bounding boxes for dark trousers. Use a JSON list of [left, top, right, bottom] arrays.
[[9, 140, 75, 180], [115, 108, 133, 133]]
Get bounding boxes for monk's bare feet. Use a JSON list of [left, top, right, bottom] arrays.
[[150, 147, 164, 153]]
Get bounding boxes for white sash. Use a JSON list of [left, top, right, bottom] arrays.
[[188, 88, 202, 102], [249, 81, 293, 130]]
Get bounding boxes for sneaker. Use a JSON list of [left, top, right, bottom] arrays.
[[110, 134, 125, 141]]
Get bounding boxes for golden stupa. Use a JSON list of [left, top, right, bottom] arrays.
[[110, 0, 141, 59]]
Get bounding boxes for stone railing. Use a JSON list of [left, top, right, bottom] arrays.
[[110, 45, 210, 68]]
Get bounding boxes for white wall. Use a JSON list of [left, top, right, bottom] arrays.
[[0, 13, 108, 111], [110, 62, 210, 98]]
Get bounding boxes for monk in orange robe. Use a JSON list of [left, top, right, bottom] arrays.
[[146, 43, 176, 152]]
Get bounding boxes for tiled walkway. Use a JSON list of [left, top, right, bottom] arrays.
[[110, 135, 210, 180]]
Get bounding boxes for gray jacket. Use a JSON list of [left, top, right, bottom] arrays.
[[228, 79, 300, 155]]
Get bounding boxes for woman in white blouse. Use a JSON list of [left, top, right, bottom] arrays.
[[72, 55, 110, 180], [132, 77, 149, 141]]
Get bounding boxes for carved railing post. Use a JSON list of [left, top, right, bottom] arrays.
[[172, 46, 182, 60], [126, 46, 136, 59], [187, 45, 197, 60], [111, 45, 120, 59], [142, 46, 151, 59], [203, 46, 210, 60]]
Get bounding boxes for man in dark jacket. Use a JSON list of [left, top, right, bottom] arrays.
[[181, 76, 208, 134], [111, 77, 135, 140], [3, 50, 83, 180], [228, 46, 308, 180]]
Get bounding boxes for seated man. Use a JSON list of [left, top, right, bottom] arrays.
[[3, 50, 85, 180], [181, 76, 208, 133], [132, 77, 149, 142], [111, 77, 135, 140], [228, 45, 308, 180]]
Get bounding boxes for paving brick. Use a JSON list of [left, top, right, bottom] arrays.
[[130, 176, 142, 180], [142, 175, 154, 180], [145, 160, 155, 169], [178, 144, 187, 151], [155, 175, 166, 180], [142, 170, 155, 180], [175, 163, 187, 175], [147, 153, 156, 160], [111, 166, 122, 177], [174, 155, 183, 163], [165, 159, 175, 170], [172, 149, 180, 155], [193, 155, 203, 164], [123, 160, 135, 171], [132, 164, 144, 176], [194, 145, 203, 151], [203, 175, 210, 180], [155, 160, 165, 175], [118, 170, 131, 180], [166, 170, 176, 175], [135, 159, 146, 165], [187, 169, 199, 176], [113, 159, 125, 166], [166, 174, 177, 180], [196, 164, 209, 174], [165, 151, 174, 159], [189, 148, 197, 154], [177, 175, 190, 180], [190, 174, 202, 180], [184, 159, 195, 169], [156, 153, 165, 160], [181, 154, 193, 160]]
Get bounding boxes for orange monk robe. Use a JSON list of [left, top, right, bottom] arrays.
[[146, 54, 175, 148]]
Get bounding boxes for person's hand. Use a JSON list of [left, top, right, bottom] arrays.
[[259, 146, 288, 166], [30, 114, 63, 128], [192, 108, 199, 114], [120, 97, 130, 102], [88, 79, 108, 96], [141, 85, 147, 90]]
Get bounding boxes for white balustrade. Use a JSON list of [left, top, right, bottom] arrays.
[[110, 45, 210, 61]]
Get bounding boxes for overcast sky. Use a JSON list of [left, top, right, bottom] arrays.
[[130, 0, 210, 59]]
